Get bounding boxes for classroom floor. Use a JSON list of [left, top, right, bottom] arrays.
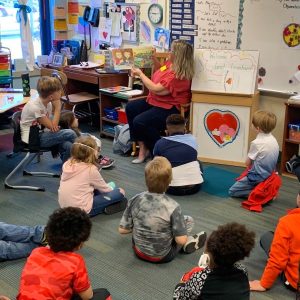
[[0, 127, 297, 300]]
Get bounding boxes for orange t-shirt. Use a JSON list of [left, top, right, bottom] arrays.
[[17, 247, 90, 300], [260, 208, 300, 289], [147, 61, 191, 110]]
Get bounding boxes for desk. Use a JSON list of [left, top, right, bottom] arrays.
[[0, 89, 38, 113], [62, 67, 130, 131]]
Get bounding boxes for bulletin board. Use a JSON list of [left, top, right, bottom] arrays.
[[192, 102, 250, 165], [240, 0, 300, 94]]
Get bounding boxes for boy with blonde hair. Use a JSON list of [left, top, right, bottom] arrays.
[[20, 76, 77, 163], [229, 110, 279, 198], [119, 157, 206, 263]]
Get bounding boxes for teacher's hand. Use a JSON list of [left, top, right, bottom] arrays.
[[131, 67, 143, 77]]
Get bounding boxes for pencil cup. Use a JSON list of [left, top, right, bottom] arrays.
[[21, 73, 31, 97]]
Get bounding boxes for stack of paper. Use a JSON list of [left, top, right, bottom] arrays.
[[116, 90, 144, 98]]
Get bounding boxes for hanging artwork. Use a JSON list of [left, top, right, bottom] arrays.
[[99, 17, 112, 43], [153, 28, 170, 50], [204, 109, 240, 148]]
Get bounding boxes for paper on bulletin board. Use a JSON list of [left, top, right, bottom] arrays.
[[140, 21, 151, 43], [153, 28, 170, 50], [68, 13, 78, 25], [54, 19, 68, 31], [110, 12, 122, 37], [192, 102, 250, 164], [54, 6, 66, 18], [99, 17, 112, 43], [91, 27, 101, 52], [68, 1, 79, 13], [120, 5, 138, 43], [110, 36, 123, 48]]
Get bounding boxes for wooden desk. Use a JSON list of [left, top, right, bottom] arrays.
[[63, 67, 129, 94], [0, 89, 38, 113]]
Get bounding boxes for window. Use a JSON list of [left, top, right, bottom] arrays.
[[0, 0, 41, 60]]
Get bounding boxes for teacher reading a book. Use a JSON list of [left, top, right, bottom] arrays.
[[126, 40, 194, 163]]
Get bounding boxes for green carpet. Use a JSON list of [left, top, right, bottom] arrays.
[[202, 166, 239, 198]]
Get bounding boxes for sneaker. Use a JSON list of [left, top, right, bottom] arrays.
[[104, 198, 128, 215], [183, 231, 207, 254], [98, 155, 115, 169]]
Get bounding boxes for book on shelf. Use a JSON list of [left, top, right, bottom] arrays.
[[115, 89, 144, 98], [99, 86, 132, 94]]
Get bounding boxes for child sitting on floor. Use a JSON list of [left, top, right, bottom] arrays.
[[58, 136, 126, 216], [17, 207, 111, 300], [229, 110, 279, 198], [153, 114, 204, 195], [249, 191, 300, 293], [119, 156, 206, 263], [173, 222, 255, 300], [59, 111, 115, 169]]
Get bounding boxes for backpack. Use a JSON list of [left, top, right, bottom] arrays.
[[113, 124, 132, 155]]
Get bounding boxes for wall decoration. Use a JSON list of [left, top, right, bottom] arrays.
[[99, 17, 112, 43], [140, 21, 151, 43], [204, 109, 240, 148], [283, 23, 300, 48], [148, 3, 163, 25], [153, 28, 170, 50]]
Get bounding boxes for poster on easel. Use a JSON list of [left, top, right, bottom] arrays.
[[193, 102, 250, 165], [192, 49, 259, 95]]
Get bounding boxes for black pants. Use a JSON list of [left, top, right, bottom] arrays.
[[71, 288, 111, 300], [126, 99, 178, 153]]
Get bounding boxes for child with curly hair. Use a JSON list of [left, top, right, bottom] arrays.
[[17, 207, 111, 300], [58, 136, 126, 216], [173, 222, 255, 300]]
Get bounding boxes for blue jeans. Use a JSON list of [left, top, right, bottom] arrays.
[[228, 176, 257, 198], [0, 222, 45, 261], [39, 129, 77, 163], [89, 188, 125, 217], [126, 99, 179, 153]]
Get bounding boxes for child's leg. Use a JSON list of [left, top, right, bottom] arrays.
[[39, 129, 77, 163], [167, 184, 201, 196], [71, 288, 111, 300], [89, 189, 125, 217], [228, 177, 256, 198], [0, 222, 44, 244], [260, 231, 274, 256]]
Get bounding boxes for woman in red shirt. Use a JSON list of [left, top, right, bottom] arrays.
[[126, 40, 194, 163]]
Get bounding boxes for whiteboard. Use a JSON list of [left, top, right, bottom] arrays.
[[192, 49, 259, 95], [194, 0, 241, 49], [192, 102, 250, 164], [240, 0, 300, 94]]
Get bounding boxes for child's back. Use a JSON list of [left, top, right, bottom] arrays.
[[120, 191, 185, 257]]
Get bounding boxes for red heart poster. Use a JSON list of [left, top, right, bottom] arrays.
[[204, 109, 240, 147]]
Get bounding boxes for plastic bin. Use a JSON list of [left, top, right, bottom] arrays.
[[104, 108, 118, 120], [117, 108, 128, 124]]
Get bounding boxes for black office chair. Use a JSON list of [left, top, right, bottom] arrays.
[[4, 111, 60, 192]]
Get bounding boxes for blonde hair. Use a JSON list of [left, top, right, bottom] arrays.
[[71, 136, 97, 165], [37, 76, 62, 99], [252, 110, 277, 134], [145, 157, 172, 193], [171, 40, 194, 80]]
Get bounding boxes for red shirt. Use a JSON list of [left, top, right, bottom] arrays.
[[260, 208, 300, 289], [147, 61, 192, 110], [17, 247, 91, 300]]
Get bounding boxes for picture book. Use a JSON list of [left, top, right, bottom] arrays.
[[133, 47, 154, 68], [111, 48, 134, 70], [99, 86, 132, 94]]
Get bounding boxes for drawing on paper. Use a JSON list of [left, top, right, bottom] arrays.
[[192, 49, 259, 94], [204, 109, 240, 148], [283, 23, 300, 48]]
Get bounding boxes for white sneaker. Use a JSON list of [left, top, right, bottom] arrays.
[[183, 231, 207, 254]]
